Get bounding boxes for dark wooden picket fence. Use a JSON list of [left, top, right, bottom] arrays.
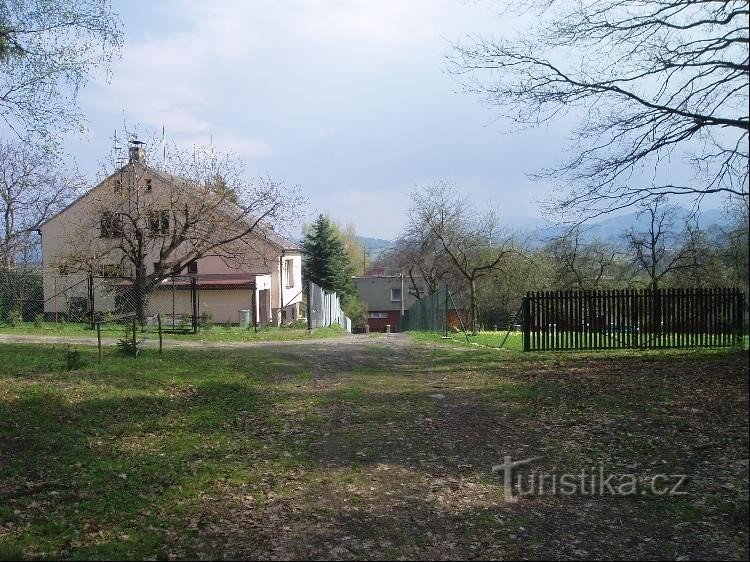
[[522, 288, 745, 351]]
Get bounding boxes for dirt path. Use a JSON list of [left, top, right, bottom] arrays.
[[1, 334, 747, 559], [0, 331, 414, 351]]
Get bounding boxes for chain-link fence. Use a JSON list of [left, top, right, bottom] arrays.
[[398, 286, 468, 335], [0, 268, 44, 323], [0, 269, 304, 333]]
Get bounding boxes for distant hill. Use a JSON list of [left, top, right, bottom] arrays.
[[353, 207, 730, 252], [356, 236, 393, 250], [504, 206, 731, 247], [356, 236, 394, 262]]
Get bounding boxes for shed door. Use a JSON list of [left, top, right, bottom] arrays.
[[259, 289, 270, 325]]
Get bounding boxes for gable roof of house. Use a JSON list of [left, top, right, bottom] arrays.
[[40, 160, 302, 252], [147, 165, 301, 252]]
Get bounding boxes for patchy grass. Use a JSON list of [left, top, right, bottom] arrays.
[[0, 337, 747, 559], [410, 329, 748, 357]]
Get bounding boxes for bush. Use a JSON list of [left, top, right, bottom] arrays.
[[285, 319, 308, 329], [117, 325, 137, 356], [200, 310, 213, 330], [66, 347, 82, 370], [342, 296, 368, 328], [178, 314, 191, 331], [7, 308, 22, 327], [33, 313, 44, 328]]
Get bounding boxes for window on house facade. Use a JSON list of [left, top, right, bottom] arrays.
[[100, 211, 122, 238], [285, 258, 294, 288], [148, 210, 170, 235], [114, 178, 122, 193], [145, 178, 152, 192], [187, 260, 198, 274], [390, 288, 401, 302], [368, 312, 389, 319]]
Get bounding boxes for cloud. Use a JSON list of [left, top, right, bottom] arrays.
[[74, 0, 557, 237]]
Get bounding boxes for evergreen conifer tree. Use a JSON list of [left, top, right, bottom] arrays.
[[302, 214, 355, 297]]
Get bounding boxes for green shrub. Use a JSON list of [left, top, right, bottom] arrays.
[[178, 314, 191, 331], [286, 319, 307, 329], [342, 296, 368, 328], [200, 310, 213, 330], [66, 347, 82, 370], [117, 325, 137, 356], [33, 313, 44, 328], [7, 308, 22, 327]]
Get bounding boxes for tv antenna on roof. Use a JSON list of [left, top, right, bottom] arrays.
[[112, 129, 127, 166]]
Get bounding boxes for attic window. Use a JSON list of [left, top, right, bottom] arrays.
[[145, 179, 152, 192], [100, 211, 122, 238], [187, 260, 198, 274], [114, 178, 122, 193], [148, 210, 170, 235]]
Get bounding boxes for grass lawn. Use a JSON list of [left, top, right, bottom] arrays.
[[0, 321, 347, 343], [436, 330, 749, 352], [0, 337, 747, 559]]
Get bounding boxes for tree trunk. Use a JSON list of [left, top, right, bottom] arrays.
[[132, 262, 147, 325], [469, 278, 478, 335]]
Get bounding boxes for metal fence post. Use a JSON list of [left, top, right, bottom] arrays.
[[88, 272, 95, 329], [191, 276, 198, 334], [131, 315, 137, 358], [306, 280, 313, 332], [157, 313, 163, 354], [444, 284, 449, 337], [96, 321, 102, 363]]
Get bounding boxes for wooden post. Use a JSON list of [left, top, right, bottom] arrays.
[[96, 322, 102, 363], [522, 294, 531, 352], [632, 290, 639, 349], [157, 313, 163, 354], [736, 288, 745, 347]]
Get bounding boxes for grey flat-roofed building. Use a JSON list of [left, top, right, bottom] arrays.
[[353, 275, 426, 331]]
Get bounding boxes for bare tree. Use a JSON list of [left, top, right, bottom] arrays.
[[406, 182, 513, 334], [546, 227, 620, 290], [386, 232, 456, 298], [0, 0, 122, 143], [721, 195, 749, 292], [625, 196, 702, 291], [0, 140, 82, 268], [58, 139, 304, 322], [451, 0, 748, 220]]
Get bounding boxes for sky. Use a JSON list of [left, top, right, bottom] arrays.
[[63, 0, 568, 240], [65, 0, 719, 240]]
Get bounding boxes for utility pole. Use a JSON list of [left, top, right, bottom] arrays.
[[400, 268, 405, 317]]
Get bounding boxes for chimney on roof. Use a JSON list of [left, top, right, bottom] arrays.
[[129, 140, 146, 163]]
